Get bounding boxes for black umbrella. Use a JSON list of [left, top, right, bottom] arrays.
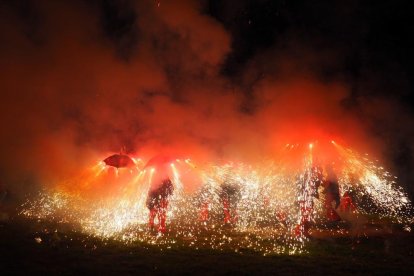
[[103, 154, 135, 168]]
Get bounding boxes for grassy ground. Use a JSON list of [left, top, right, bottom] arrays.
[[1, 216, 414, 275]]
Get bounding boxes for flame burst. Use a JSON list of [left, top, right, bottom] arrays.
[[21, 141, 413, 255]]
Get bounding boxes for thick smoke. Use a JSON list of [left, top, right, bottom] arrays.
[[0, 0, 412, 199]]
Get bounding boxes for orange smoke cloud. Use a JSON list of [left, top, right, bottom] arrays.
[[0, 0, 411, 197]]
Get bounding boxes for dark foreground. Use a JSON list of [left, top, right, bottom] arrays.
[[1, 218, 414, 275]]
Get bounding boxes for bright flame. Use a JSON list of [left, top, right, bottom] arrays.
[[20, 144, 413, 255]]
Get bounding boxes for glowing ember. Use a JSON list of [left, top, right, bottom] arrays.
[[20, 142, 413, 255]]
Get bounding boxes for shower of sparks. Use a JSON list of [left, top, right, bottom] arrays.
[[332, 142, 412, 223], [20, 142, 413, 255]]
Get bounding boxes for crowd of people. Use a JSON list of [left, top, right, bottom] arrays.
[[145, 164, 356, 235]]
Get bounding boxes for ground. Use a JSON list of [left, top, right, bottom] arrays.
[[1, 216, 414, 275]]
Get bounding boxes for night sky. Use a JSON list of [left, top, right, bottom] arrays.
[[1, 0, 414, 199]]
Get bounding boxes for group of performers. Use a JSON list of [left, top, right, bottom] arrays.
[[146, 164, 356, 235]]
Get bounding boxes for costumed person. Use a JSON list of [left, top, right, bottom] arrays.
[[295, 165, 323, 237], [340, 174, 357, 213], [144, 155, 177, 233], [323, 164, 341, 221], [219, 182, 241, 225], [340, 190, 356, 213], [310, 165, 323, 198], [146, 178, 174, 233], [199, 201, 210, 222], [198, 183, 213, 222]]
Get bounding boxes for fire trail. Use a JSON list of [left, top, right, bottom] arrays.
[[20, 141, 413, 255]]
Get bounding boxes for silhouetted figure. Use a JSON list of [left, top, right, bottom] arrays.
[[198, 184, 213, 222], [296, 165, 323, 237], [219, 182, 241, 224], [340, 190, 356, 213], [146, 178, 174, 233], [310, 165, 323, 198], [323, 165, 341, 221]]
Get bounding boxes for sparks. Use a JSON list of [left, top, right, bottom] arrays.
[[20, 143, 413, 255]]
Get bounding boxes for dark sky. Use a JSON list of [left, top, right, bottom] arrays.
[[207, 0, 414, 195], [0, 0, 413, 198]]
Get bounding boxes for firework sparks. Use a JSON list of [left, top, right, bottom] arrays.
[[20, 143, 413, 255]]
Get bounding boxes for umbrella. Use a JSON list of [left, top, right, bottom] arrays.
[[103, 154, 135, 168]]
